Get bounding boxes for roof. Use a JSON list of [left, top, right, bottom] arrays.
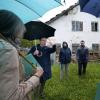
[[46, 3, 79, 24]]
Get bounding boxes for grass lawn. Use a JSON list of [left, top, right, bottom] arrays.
[[43, 62, 100, 100]]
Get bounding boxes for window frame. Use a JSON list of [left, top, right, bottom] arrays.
[[91, 22, 98, 32], [72, 21, 83, 32]]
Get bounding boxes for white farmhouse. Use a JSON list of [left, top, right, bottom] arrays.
[[46, 4, 100, 50]]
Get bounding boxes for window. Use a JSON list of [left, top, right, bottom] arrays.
[[91, 22, 98, 32], [92, 44, 99, 51], [72, 21, 83, 31]]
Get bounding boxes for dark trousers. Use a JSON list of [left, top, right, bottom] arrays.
[[33, 80, 46, 100], [39, 80, 46, 95], [78, 61, 88, 76]]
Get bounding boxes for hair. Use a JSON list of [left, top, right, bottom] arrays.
[[0, 10, 26, 41], [39, 37, 47, 40], [62, 41, 68, 48], [80, 40, 85, 43]]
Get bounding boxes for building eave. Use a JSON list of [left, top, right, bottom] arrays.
[[46, 2, 79, 24]]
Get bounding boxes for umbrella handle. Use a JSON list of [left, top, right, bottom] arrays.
[[34, 40, 37, 50], [35, 46, 37, 50], [37, 51, 42, 57]]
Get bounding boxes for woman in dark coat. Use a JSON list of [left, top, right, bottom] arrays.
[[59, 41, 71, 80]]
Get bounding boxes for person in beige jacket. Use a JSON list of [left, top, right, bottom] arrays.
[[0, 10, 43, 100]]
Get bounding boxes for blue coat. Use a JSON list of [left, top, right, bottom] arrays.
[[28, 44, 56, 82], [59, 47, 71, 64], [76, 47, 89, 62]]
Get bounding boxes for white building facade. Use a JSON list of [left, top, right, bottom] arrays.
[[48, 5, 100, 49]]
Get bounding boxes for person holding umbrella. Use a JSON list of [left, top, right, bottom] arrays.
[[29, 37, 56, 98], [0, 10, 43, 100]]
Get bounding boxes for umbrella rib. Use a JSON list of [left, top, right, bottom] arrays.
[[15, 0, 41, 17], [54, 0, 63, 5]]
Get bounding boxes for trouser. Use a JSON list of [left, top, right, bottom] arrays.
[[78, 61, 88, 76], [60, 63, 69, 80], [39, 80, 46, 95], [33, 80, 46, 100], [33, 85, 41, 100]]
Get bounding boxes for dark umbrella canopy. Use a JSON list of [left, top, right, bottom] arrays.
[[24, 21, 56, 40], [79, 0, 100, 17], [79, 0, 90, 11]]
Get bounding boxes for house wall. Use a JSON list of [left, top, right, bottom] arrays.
[[48, 6, 100, 49]]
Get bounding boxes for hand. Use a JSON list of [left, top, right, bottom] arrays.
[[46, 38, 56, 47], [47, 41, 54, 46], [33, 50, 39, 55], [34, 67, 44, 78]]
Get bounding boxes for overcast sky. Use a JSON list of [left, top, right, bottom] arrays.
[[39, 0, 78, 22]]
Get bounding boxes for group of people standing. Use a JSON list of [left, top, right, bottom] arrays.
[[0, 10, 89, 100], [28, 38, 89, 99], [59, 40, 89, 80]]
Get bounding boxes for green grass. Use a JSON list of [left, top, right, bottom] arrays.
[[43, 62, 100, 100]]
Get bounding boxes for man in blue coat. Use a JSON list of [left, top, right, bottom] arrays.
[[28, 37, 56, 98], [76, 40, 89, 76]]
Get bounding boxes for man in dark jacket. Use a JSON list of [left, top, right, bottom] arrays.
[[76, 40, 89, 76], [28, 37, 56, 98], [59, 42, 71, 80]]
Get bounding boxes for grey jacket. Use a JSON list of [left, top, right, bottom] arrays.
[[0, 39, 39, 100]]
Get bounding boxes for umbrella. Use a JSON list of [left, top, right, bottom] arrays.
[[79, 0, 90, 10], [79, 0, 100, 17], [0, 0, 40, 23], [24, 21, 56, 40], [16, 0, 61, 16], [0, 0, 61, 23], [54, 0, 66, 5], [24, 21, 56, 50], [54, 0, 62, 5]]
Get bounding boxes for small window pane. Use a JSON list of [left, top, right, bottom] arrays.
[[91, 22, 98, 32], [72, 21, 83, 31]]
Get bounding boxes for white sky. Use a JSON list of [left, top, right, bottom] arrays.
[[39, 0, 78, 22]]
